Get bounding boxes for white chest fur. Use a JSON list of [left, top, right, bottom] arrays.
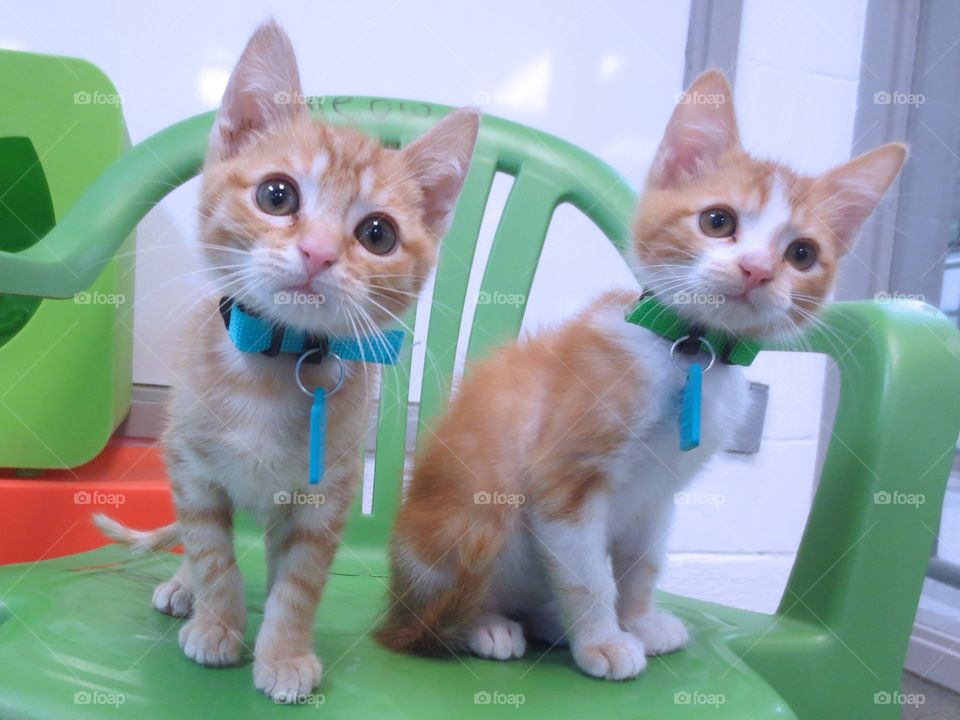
[[595, 303, 751, 509], [167, 333, 367, 518]]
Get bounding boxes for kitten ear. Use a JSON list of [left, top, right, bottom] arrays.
[[647, 70, 739, 189], [809, 143, 907, 253], [207, 21, 307, 162], [399, 108, 480, 239]]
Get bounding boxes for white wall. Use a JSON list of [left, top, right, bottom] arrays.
[[1, 0, 874, 613]]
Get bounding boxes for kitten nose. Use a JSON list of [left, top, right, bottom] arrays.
[[738, 258, 774, 292], [298, 238, 338, 277]]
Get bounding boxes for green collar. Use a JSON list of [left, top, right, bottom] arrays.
[[624, 291, 762, 367]]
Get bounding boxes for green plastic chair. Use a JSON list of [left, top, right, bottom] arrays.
[[0, 49, 134, 469], [1, 82, 959, 717]]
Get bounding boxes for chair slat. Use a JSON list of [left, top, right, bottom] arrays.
[[465, 168, 562, 363], [343, 310, 415, 547], [417, 151, 499, 436]]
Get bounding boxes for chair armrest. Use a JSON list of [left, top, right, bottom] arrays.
[[776, 300, 960, 671], [0, 113, 212, 298]]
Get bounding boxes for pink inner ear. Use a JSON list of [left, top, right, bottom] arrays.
[[650, 116, 739, 189], [660, 126, 721, 185]]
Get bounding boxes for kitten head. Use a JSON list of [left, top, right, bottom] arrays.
[[199, 21, 479, 336], [631, 70, 906, 339]]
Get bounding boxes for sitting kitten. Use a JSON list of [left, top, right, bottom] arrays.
[[376, 70, 905, 680], [95, 22, 478, 701]]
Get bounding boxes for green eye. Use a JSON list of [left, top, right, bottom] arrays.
[[698, 207, 737, 238], [255, 178, 299, 216], [354, 214, 398, 255], [785, 239, 817, 271]]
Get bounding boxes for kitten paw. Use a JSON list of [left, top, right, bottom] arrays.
[[626, 610, 688, 656], [467, 614, 526, 660], [572, 631, 647, 680], [153, 577, 193, 617], [254, 653, 323, 703], [178, 617, 243, 666]]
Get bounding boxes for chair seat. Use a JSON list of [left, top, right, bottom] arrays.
[[0, 519, 798, 719]]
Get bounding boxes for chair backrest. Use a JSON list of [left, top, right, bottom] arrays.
[[314, 99, 637, 546]]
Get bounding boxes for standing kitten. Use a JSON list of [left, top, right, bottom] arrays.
[[376, 70, 905, 680], [95, 22, 478, 701]]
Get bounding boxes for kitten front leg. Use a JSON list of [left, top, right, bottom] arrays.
[[613, 523, 688, 656], [254, 498, 348, 703], [172, 481, 246, 667], [534, 496, 646, 681]]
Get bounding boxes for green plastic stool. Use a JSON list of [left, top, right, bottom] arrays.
[[1, 83, 959, 718], [0, 49, 134, 469]]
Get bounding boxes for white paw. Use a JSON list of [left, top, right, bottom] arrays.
[[178, 616, 243, 666], [467, 614, 526, 660], [153, 577, 193, 617], [572, 631, 647, 680], [626, 610, 688, 656], [254, 653, 323, 704]]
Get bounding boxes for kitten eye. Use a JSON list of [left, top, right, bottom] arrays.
[[785, 239, 818, 271], [255, 178, 300, 216], [698, 207, 737, 238], [354, 214, 398, 255]]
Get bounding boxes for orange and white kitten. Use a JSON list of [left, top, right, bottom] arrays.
[[376, 71, 905, 680], [95, 22, 478, 701]]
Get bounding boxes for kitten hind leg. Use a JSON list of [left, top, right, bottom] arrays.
[[466, 613, 526, 660], [153, 559, 194, 617]]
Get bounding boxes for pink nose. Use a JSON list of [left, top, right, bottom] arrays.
[[298, 238, 338, 278], [738, 258, 774, 292]]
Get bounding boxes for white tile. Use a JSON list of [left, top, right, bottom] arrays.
[[669, 440, 818, 553], [735, 63, 860, 173], [661, 552, 795, 613], [739, 0, 868, 80]]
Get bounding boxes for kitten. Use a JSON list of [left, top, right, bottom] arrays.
[[376, 70, 905, 680], [94, 21, 478, 701]]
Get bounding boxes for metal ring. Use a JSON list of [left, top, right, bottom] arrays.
[[295, 350, 345, 397], [670, 335, 716, 373]]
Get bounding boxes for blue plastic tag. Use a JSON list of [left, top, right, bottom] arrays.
[[679, 362, 702, 451], [309, 388, 326, 484]]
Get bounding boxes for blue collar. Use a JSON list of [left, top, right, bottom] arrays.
[[218, 297, 404, 365]]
